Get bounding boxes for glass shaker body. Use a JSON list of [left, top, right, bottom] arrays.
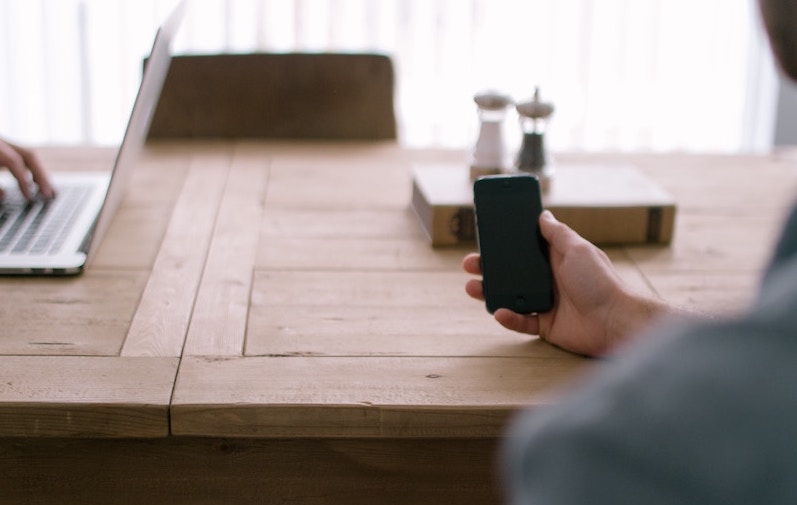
[[516, 118, 548, 173], [470, 91, 512, 180]]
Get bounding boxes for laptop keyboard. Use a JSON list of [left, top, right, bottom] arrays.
[[0, 184, 93, 255]]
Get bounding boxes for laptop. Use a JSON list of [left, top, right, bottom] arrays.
[[0, 0, 186, 275]]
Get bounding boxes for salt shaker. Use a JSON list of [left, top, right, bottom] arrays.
[[470, 91, 512, 180]]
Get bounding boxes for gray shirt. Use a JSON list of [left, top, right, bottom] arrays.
[[504, 204, 797, 504]]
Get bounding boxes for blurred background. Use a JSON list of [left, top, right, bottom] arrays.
[[0, 0, 792, 152]]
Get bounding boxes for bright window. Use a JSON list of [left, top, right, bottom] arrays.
[[0, 0, 779, 152]]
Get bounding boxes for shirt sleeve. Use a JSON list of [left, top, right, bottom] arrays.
[[502, 316, 797, 505]]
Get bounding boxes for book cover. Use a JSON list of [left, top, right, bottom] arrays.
[[411, 164, 676, 247]]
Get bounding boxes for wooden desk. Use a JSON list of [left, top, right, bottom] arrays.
[[2, 142, 796, 504]]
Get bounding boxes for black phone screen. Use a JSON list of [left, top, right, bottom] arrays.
[[473, 174, 553, 314]]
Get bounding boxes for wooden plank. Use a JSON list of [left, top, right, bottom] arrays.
[[261, 208, 427, 240], [90, 147, 190, 268], [257, 207, 466, 272], [121, 145, 193, 206], [183, 144, 269, 356], [0, 437, 500, 505], [264, 148, 411, 210], [640, 271, 761, 314], [34, 146, 117, 173], [627, 212, 782, 274], [251, 260, 646, 309], [246, 304, 572, 358], [257, 236, 471, 271], [246, 254, 650, 357], [171, 355, 587, 438], [121, 147, 231, 357], [0, 357, 176, 437], [90, 206, 173, 269], [0, 271, 148, 356], [627, 153, 797, 211], [252, 270, 482, 308]]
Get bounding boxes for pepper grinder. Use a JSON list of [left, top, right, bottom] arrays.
[[470, 91, 512, 181], [515, 87, 554, 190]]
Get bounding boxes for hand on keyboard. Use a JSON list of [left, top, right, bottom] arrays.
[[0, 138, 56, 200]]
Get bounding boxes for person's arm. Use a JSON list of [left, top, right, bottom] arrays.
[[464, 210, 681, 356], [0, 138, 55, 199]]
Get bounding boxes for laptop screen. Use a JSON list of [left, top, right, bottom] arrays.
[[85, 0, 186, 263]]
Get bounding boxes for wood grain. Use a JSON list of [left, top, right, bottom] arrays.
[[263, 147, 412, 210], [90, 148, 190, 269], [5, 145, 797, 505], [122, 146, 231, 357], [244, 257, 649, 358], [0, 356, 176, 437], [171, 355, 587, 438], [0, 437, 501, 505], [0, 271, 147, 356], [183, 144, 269, 356]]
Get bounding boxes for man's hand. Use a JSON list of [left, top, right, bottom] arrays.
[[464, 210, 671, 356], [0, 139, 55, 200]]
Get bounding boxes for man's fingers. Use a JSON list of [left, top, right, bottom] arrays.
[[462, 252, 482, 275], [463, 253, 485, 300], [465, 278, 485, 301], [7, 142, 54, 199], [0, 143, 32, 199], [540, 210, 584, 253], [22, 150, 55, 199], [495, 309, 542, 336]]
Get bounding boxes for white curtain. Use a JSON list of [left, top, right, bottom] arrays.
[[0, 0, 779, 152]]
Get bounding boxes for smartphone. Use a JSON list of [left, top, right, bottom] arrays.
[[473, 174, 553, 314]]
